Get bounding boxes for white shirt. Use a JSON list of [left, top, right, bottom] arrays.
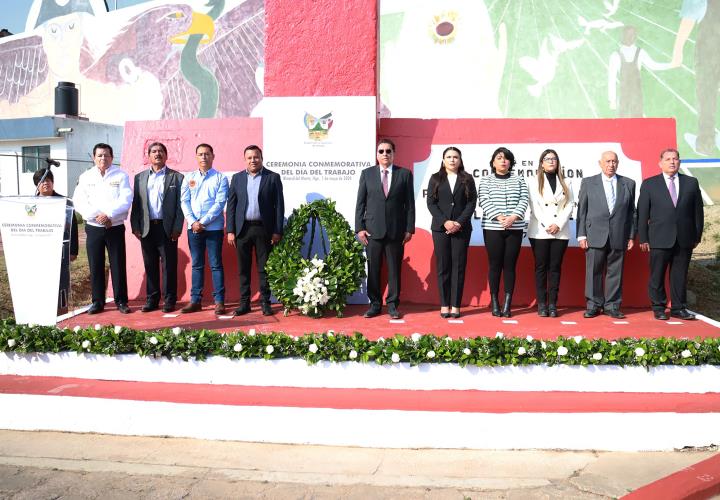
[[147, 166, 166, 220], [602, 174, 617, 213], [447, 172, 457, 192], [73, 165, 133, 227]]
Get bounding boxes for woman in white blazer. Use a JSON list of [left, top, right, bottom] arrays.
[[528, 149, 574, 317]]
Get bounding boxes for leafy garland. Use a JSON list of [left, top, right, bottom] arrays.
[[265, 198, 365, 317], [1, 319, 719, 368]]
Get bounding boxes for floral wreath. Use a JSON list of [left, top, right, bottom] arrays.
[[266, 198, 366, 318]]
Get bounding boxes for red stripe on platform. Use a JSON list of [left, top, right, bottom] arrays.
[[1, 376, 719, 413], [623, 453, 720, 500]]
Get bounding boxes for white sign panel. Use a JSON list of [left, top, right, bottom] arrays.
[[0, 196, 66, 325]]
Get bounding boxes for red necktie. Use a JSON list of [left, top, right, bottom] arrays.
[[382, 169, 389, 197]]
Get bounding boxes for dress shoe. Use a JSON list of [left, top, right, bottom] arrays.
[[363, 305, 381, 318], [605, 309, 625, 319], [388, 305, 401, 319], [653, 310, 669, 320], [450, 312, 461, 319], [162, 303, 176, 313], [538, 304, 549, 317], [671, 309, 696, 320], [490, 293, 501, 317], [181, 302, 202, 314], [583, 308, 601, 318], [261, 303, 274, 316], [548, 305, 558, 318], [141, 303, 159, 313], [87, 302, 104, 315], [234, 304, 251, 316], [440, 309, 450, 319], [117, 303, 132, 314], [214, 302, 226, 315]]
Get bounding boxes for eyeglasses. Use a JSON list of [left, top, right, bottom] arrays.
[[377, 149, 393, 154], [543, 157, 558, 162]]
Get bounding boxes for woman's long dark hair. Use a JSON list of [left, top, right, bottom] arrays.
[[430, 146, 474, 199], [537, 148, 569, 207]]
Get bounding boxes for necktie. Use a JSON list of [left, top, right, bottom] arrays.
[[608, 180, 615, 213], [382, 169, 389, 197], [668, 176, 678, 207]]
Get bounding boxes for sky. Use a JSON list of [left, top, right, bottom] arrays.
[[2, 0, 150, 34]]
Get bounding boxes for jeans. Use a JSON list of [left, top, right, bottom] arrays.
[[187, 229, 225, 303]]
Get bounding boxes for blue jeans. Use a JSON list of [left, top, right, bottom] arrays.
[[187, 229, 225, 304]]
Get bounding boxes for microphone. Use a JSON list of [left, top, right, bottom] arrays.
[[45, 158, 60, 167]]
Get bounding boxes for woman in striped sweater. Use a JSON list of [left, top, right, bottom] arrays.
[[479, 147, 529, 317]]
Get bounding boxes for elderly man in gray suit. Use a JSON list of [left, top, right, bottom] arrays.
[[131, 142, 185, 313], [576, 150, 636, 319]]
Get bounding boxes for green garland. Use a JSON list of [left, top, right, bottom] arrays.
[[1, 319, 719, 367], [265, 198, 366, 317]]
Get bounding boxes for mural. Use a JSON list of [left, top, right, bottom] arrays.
[[0, 0, 264, 125], [379, 0, 720, 165]]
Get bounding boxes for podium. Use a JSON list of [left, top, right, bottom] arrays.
[[0, 196, 74, 326]]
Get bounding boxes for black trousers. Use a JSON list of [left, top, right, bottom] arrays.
[[235, 223, 272, 305], [529, 238, 568, 306], [432, 230, 471, 307], [86, 224, 128, 305], [366, 236, 403, 307], [141, 223, 178, 306], [483, 229, 523, 295], [648, 244, 692, 313]]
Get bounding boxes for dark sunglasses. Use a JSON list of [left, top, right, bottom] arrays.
[[377, 149, 393, 154]]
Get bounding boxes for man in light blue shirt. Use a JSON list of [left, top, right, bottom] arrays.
[[180, 143, 229, 314]]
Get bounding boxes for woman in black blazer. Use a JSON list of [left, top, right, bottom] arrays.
[[427, 147, 478, 318]]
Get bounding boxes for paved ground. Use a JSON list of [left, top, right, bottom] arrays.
[[0, 431, 716, 499]]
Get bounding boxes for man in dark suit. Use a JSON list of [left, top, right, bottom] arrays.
[[131, 142, 185, 313], [226, 145, 285, 316], [638, 148, 704, 320], [576, 150, 636, 319], [355, 138, 415, 319]]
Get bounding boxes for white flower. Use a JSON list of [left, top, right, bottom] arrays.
[[248, 329, 256, 337], [592, 352, 602, 361], [573, 335, 583, 344], [427, 350, 436, 359], [326, 330, 334, 337], [309, 343, 318, 354], [73, 326, 81, 333], [149, 336, 158, 345], [517, 347, 526, 355], [495, 332, 504, 339], [634, 347, 645, 357], [557, 346, 568, 356], [28, 323, 35, 328], [265, 345, 274, 354], [293, 336, 299, 341], [233, 343, 243, 352], [541, 341, 547, 349], [114, 325, 122, 334], [611, 341, 617, 346], [411, 332, 422, 343], [189, 336, 195, 343], [526, 335, 533, 342], [463, 348, 471, 356], [7, 339, 16, 348], [349, 349, 358, 359], [94, 324, 102, 331], [81, 340, 90, 349], [391, 352, 400, 363], [681, 349, 692, 359], [377, 337, 385, 343], [172, 327, 182, 336]]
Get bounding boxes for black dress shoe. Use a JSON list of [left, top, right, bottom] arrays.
[[388, 305, 402, 319], [450, 312, 461, 319], [583, 308, 601, 318], [538, 305, 549, 317], [548, 305, 558, 318], [117, 303, 132, 314], [162, 303, 176, 313], [141, 303, 159, 313], [605, 309, 625, 319], [440, 312, 451, 319], [261, 303, 274, 316], [87, 302, 104, 315], [364, 305, 381, 318], [671, 309, 696, 320], [234, 304, 251, 316], [653, 310, 669, 320]]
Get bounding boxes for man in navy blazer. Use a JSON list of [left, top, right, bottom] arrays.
[[355, 138, 415, 319], [576, 150, 636, 319], [638, 148, 704, 320], [226, 145, 284, 316]]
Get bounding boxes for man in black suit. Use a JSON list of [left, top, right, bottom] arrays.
[[131, 142, 185, 313], [226, 145, 285, 316], [576, 150, 636, 319], [355, 139, 415, 319], [638, 148, 704, 320]]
